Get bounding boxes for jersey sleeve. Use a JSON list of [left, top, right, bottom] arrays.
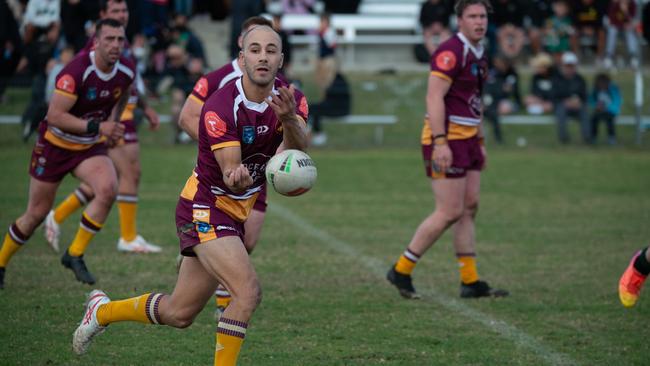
[[190, 76, 210, 104], [54, 61, 83, 99], [429, 43, 461, 83], [201, 96, 240, 151], [294, 89, 309, 124]]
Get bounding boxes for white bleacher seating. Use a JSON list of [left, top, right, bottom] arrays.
[[322, 114, 398, 144]]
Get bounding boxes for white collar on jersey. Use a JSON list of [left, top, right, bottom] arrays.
[[88, 51, 120, 81], [231, 58, 241, 74], [456, 32, 484, 59], [235, 77, 278, 113]]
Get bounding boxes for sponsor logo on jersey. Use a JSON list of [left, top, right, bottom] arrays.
[[435, 50, 456, 72], [194, 77, 208, 98], [469, 95, 482, 118], [242, 126, 255, 144], [38, 157, 46, 165], [256, 125, 269, 135], [56, 74, 76, 94], [193, 210, 209, 219], [205, 111, 227, 138], [86, 87, 97, 100], [100, 89, 110, 98], [113, 87, 122, 99], [216, 225, 237, 232], [299, 95, 309, 117], [196, 222, 211, 233]]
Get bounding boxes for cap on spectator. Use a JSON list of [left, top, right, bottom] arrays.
[[268, 2, 283, 16], [561, 52, 578, 65], [530, 53, 553, 69]]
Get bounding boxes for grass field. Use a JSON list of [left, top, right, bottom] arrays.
[[1, 71, 650, 365]]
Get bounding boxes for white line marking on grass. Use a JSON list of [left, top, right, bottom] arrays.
[[270, 203, 578, 366]]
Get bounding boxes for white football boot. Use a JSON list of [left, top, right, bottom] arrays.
[[117, 235, 162, 253], [43, 210, 60, 253], [73, 290, 110, 355]]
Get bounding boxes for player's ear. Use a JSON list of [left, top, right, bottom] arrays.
[[239, 50, 245, 65], [279, 53, 284, 69]]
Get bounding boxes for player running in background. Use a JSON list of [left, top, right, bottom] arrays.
[[72, 25, 309, 366], [387, 0, 508, 299], [0, 19, 134, 288], [619, 246, 650, 307], [178, 15, 274, 315], [44, 0, 162, 254]]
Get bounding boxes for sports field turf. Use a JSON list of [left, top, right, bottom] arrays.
[[1, 72, 649, 365]]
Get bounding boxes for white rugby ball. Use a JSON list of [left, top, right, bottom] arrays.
[[265, 149, 317, 196]]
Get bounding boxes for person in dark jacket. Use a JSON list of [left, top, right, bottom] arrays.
[[552, 51, 590, 144], [483, 54, 521, 144], [309, 72, 351, 146], [589, 73, 621, 145]]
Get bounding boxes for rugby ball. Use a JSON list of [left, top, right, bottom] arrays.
[[265, 149, 317, 196]]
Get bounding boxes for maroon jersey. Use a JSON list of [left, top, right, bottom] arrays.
[[180, 77, 309, 222], [190, 59, 242, 105], [607, 0, 636, 28], [424, 32, 488, 142], [46, 51, 135, 150]]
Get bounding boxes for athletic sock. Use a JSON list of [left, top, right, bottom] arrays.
[[215, 286, 232, 309], [394, 248, 420, 275], [117, 194, 138, 242], [54, 188, 90, 223], [457, 253, 479, 284], [67, 212, 103, 257], [634, 247, 650, 276], [0, 223, 29, 268], [215, 317, 247, 366], [96, 293, 165, 326]]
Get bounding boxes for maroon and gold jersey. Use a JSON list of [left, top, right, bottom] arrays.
[[46, 51, 135, 151], [189, 59, 242, 106], [423, 32, 488, 142], [180, 77, 309, 222]]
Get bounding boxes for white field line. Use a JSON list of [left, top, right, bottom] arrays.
[[270, 203, 578, 366]]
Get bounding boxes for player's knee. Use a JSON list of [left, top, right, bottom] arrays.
[[237, 280, 263, 312], [167, 310, 196, 329], [440, 207, 464, 224], [93, 181, 118, 204], [465, 200, 479, 217]]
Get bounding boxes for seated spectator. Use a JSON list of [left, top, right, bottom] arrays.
[[524, 52, 555, 115], [484, 55, 521, 144], [418, 0, 453, 57], [544, 0, 576, 64], [589, 73, 621, 145], [315, 12, 337, 98], [309, 72, 351, 147], [604, 0, 639, 69], [552, 52, 590, 144], [572, 0, 607, 61], [526, 0, 553, 55], [170, 13, 206, 66], [492, 0, 526, 58]]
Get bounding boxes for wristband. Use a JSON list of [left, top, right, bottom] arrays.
[[433, 134, 447, 145], [86, 118, 100, 134]]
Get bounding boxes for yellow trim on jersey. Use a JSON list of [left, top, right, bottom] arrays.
[[215, 194, 258, 223], [120, 103, 136, 121], [44, 130, 94, 151], [193, 208, 217, 243], [211, 141, 241, 151], [421, 120, 479, 143], [430, 71, 452, 83], [54, 89, 78, 100], [421, 121, 433, 145], [180, 173, 199, 201], [189, 94, 205, 106]]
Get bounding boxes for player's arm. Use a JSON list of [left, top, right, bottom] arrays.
[[213, 146, 253, 194], [178, 96, 202, 141], [268, 85, 308, 151], [46, 92, 89, 133], [111, 84, 131, 122], [427, 73, 453, 172]]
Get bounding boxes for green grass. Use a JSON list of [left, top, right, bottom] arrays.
[[1, 72, 650, 365]]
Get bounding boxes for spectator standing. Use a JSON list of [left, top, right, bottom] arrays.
[[526, 0, 553, 55], [491, 0, 526, 58], [309, 72, 351, 146], [589, 73, 621, 145], [552, 51, 590, 144], [170, 13, 206, 65], [0, 0, 22, 104], [524, 52, 556, 115], [315, 12, 337, 97], [483, 54, 521, 144], [60, 0, 99, 52], [572, 0, 607, 61], [544, 0, 575, 64], [419, 0, 453, 57], [604, 0, 640, 69]]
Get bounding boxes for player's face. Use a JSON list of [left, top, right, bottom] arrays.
[[241, 28, 283, 87], [458, 4, 488, 44], [102, 1, 129, 26], [95, 26, 126, 66]]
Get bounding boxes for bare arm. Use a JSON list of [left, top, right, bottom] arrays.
[[213, 146, 253, 194], [427, 74, 453, 172], [178, 96, 202, 141], [268, 85, 308, 151], [46, 92, 87, 133]]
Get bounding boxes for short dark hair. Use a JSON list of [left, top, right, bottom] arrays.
[[454, 0, 492, 17], [99, 0, 125, 13], [241, 16, 273, 33], [95, 18, 123, 35]]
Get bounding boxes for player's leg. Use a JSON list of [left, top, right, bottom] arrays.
[[72, 255, 218, 355], [387, 177, 466, 299], [0, 177, 60, 288], [452, 170, 508, 298], [109, 142, 161, 253], [194, 236, 262, 366], [619, 246, 650, 308], [61, 155, 118, 284], [44, 182, 93, 252]]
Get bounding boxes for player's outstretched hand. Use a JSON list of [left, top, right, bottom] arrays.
[[224, 164, 253, 194], [144, 106, 160, 131], [268, 85, 297, 123], [99, 121, 125, 146]]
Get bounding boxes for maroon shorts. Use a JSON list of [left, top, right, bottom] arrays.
[[175, 197, 245, 257], [253, 183, 267, 212], [30, 131, 108, 183], [422, 135, 484, 179]]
